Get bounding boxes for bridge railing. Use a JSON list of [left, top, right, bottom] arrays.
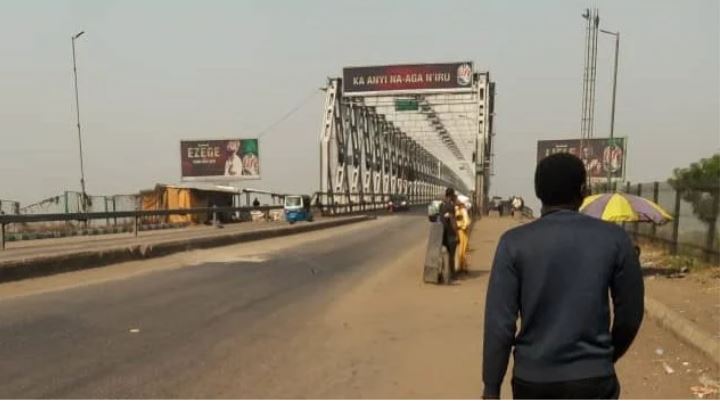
[[0, 205, 284, 250], [314, 192, 433, 216], [0, 194, 437, 250], [609, 181, 720, 264]]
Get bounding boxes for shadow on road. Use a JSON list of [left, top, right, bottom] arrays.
[[455, 270, 487, 281]]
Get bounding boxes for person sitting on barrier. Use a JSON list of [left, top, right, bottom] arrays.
[[455, 200, 471, 273], [482, 153, 644, 400], [440, 188, 459, 278]]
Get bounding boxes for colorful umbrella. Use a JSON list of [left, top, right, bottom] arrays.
[[580, 192, 673, 224]]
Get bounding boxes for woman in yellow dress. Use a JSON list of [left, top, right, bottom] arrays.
[[455, 201, 471, 272]]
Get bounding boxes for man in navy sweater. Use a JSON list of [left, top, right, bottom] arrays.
[[482, 153, 644, 399]]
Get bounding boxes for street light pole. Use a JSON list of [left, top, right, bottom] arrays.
[[71, 30, 87, 211], [601, 29, 619, 191]]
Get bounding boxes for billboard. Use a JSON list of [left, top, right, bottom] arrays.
[[536, 137, 627, 181], [180, 139, 260, 181], [343, 62, 474, 95]]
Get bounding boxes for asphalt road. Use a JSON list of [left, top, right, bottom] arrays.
[[0, 213, 427, 398]]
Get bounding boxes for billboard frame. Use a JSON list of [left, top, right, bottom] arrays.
[[342, 61, 475, 97], [536, 136, 628, 183], [180, 138, 261, 182]]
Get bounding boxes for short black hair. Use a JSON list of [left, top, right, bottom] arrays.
[[445, 187, 455, 198], [535, 153, 587, 206]]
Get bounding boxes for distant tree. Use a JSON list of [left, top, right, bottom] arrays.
[[668, 154, 720, 224], [669, 154, 719, 254]]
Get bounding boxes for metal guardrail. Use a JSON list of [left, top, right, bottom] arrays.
[[315, 191, 433, 202], [314, 191, 432, 214], [0, 196, 435, 250], [0, 205, 282, 225], [318, 201, 432, 216], [0, 205, 283, 250], [596, 181, 720, 264]]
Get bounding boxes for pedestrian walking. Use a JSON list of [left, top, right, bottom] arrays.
[[482, 153, 644, 399]]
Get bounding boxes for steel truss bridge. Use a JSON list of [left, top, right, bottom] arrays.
[[319, 63, 495, 213]]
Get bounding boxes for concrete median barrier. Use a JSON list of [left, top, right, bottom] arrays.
[[0, 216, 375, 283]]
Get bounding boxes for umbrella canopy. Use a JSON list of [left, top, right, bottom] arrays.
[[580, 192, 673, 224]]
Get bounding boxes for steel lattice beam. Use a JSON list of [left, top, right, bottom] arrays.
[[320, 70, 495, 214], [319, 78, 466, 210]]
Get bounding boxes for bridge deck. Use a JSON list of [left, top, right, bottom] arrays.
[[0, 214, 713, 398]]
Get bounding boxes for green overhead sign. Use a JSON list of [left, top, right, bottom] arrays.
[[394, 98, 419, 111]]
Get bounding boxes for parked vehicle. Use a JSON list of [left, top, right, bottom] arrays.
[[284, 195, 313, 224], [387, 195, 410, 212]]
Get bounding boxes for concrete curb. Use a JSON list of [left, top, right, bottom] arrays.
[[644, 296, 720, 366], [5, 222, 191, 243], [0, 216, 375, 284]]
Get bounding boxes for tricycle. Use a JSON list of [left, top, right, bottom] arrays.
[[284, 194, 314, 224]]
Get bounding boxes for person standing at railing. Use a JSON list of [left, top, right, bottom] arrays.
[[440, 188, 459, 278]]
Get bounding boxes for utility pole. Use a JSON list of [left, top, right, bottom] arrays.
[[580, 9, 600, 157], [71, 30, 88, 212], [601, 29, 620, 190]]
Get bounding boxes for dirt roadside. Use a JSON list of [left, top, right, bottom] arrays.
[[258, 217, 719, 399], [640, 246, 720, 341]]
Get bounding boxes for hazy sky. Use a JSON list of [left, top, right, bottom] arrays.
[[1, 0, 718, 207]]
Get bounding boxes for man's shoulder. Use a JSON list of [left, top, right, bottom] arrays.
[[498, 220, 536, 244], [570, 213, 628, 237], [502, 211, 627, 240]]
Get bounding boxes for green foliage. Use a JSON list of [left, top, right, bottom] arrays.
[[664, 254, 698, 271], [669, 154, 720, 224]]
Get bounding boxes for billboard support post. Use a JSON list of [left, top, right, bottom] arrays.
[[600, 29, 621, 189]]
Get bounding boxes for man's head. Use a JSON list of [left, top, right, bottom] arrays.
[[445, 187, 456, 202], [535, 153, 587, 209]]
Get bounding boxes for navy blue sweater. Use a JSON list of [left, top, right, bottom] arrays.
[[482, 210, 644, 398]]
